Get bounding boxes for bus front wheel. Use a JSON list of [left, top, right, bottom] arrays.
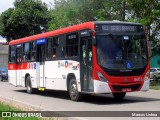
[[26, 76, 34, 94], [112, 92, 126, 100], [69, 78, 82, 101]]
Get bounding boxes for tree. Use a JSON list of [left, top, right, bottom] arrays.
[[0, 0, 50, 42], [97, 0, 128, 21], [127, 0, 160, 56], [0, 8, 14, 41], [48, 0, 104, 31]]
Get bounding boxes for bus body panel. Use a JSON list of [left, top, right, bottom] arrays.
[[8, 65, 16, 86], [44, 60, 80, 91], [45, 60, 67, 90]]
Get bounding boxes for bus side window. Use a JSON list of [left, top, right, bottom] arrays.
[[66, 33, 78, 57], [22, 43, 30, 61], [46, 37, 59, 60], [9, 46, 16, 63], [31, 41, 36, 61], [53, 37, 59, 58], [16, 47, 23, 63], [46, 38, 52, 60], [52, 48, 56, 59]]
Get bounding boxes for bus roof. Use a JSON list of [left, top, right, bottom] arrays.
[[9, 21, 141, 45], [9, 22, 94, 45]]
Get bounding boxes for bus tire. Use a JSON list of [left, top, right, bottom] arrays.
[[26, 76, 34, 94], [69, 78, 82, 101], [112, 92, 126, 100]]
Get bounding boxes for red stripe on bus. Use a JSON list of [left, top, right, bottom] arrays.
[[8, 63, 35, 70], [9, 22, 94, 45]]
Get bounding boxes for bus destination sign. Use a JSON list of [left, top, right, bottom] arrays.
[[102, 25, 137, 32], [37, 38, 46, 45]]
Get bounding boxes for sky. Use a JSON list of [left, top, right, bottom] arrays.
[[0, 0, 54, 14]]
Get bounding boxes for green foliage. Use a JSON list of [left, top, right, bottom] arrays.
[[0, 102, 18, 111], [97, 0, 127, 21], [150, 81, 160, 90], [127, 0, 160, 41], [48, 0, 104, 31], [0, 8, 14, 41], [0, 0, 49, 42]]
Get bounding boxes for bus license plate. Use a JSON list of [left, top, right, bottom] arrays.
[[122, 88, 131, 92]]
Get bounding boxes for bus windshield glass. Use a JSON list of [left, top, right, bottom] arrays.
[[96, 35, 148, 69]]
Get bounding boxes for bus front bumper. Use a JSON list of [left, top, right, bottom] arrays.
[[93, 79, 150, 93]]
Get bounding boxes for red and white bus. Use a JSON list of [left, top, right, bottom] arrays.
[[8, 21, 150, 101]]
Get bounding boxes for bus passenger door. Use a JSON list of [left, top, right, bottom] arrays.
[[37, 43, 46, 88], [16, 47, 22, 86], [80, 38, 93, 92]]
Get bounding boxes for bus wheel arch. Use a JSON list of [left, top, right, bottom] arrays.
[[25, 73, 30, 87], [67, 73, 76, 91], [25, 74, 35, 94], [67, 73, 82, 101]]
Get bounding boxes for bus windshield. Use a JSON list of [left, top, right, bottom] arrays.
[[96, 35, 148, 69]]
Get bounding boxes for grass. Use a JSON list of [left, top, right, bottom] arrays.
[[0, 102, 40, 120], [150, 80, 160, 90]]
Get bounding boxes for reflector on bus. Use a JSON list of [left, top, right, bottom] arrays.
[[36, 38, 46, 44]]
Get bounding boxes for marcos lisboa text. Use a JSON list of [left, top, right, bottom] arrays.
[[132, 112, 158, 117]]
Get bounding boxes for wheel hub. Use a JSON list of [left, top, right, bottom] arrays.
[[71, 83, 77, 97]]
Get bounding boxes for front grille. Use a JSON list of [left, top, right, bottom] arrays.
[[112, 84, 141, 91]]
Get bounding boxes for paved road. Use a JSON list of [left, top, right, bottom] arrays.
[[0, 81, 160, 120]]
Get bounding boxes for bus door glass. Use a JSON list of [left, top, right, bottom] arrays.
[[16, 45, 22, 86], [37, 38, 46, 88], [80, 38, 93, 92]]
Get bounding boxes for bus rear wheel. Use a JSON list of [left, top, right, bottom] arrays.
[[112, 92, 126, 100], [26, 76, 35, 94], [69, 78, 82, 101]]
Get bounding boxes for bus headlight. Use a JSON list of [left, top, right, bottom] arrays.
[[144, 70, 150, 80], [97, 72, 108, 83]]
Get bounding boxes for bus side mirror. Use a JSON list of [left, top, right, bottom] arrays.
[[92, 36, 96, 46]]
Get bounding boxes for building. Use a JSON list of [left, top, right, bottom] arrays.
[[0, 36, 8, 67]]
